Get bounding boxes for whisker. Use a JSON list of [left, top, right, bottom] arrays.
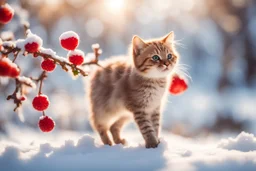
[[174, 65, 193, 82], [173, 38, 187, 49]]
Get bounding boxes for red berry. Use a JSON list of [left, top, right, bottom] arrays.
[[0, 57, 20, 78], [9, 66, 20, 78], [32, 94, 49, 111], [59, 31, 79, 50], [25, 42, 40, 53], [68, 50, 84, 66], [0, 4, 14, 24], [38, 115, 55, 132], [169, 75, 188, 95], [0, 58, 11, 76], [41, 59, 56, 72]]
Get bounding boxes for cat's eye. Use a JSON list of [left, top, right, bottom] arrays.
[[167, 54, 172, 60], [152, 55, 160, 61]]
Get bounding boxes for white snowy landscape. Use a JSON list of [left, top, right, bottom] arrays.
[[1, 125, 256, 171]]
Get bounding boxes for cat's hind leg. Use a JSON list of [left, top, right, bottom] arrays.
[[110, 116, 129, 145]]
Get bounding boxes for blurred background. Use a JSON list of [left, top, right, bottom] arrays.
[[0, 0, 256, 138]]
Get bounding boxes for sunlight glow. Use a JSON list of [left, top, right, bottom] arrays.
[[105, 0, 125, 13]]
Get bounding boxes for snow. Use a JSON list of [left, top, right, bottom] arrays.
[[24, 30, 43, 46], [55, 55, 69, 63], [2, 3, 14, 14], [17, 76, 36, 88], [2, 41, 15, 47], [84, 53, 96, 62], [40, 47, 57, 57], [1, 128, 256, 171], [218, 132, 256, 152], [91, 43, 100, 49], [15, 39, 25, 50], [0, 31, 14, 40], [67, 49, 85, 57], [59, 31, 79, 40]]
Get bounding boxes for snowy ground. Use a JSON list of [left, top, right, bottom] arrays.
[[0, 125, 256, 171]]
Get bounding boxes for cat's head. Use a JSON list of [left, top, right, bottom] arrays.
[[132, 32, 179, 78]]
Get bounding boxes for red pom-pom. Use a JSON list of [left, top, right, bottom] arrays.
[[0, 58, 11, 77], [0, 58, 20, 78], [59, 31, 79, 51], [9, 66, 20, 78], [25, 42, 40, 53], [32, 94, 49, 111], [68, 50, 84, 66], [0, 4, 14, 24], [41, 59, 56, 72], [61, 38, 78, 51], [169, 75, 188, 95], [38, 115, 55, 132]]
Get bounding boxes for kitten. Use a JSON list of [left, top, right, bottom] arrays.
[[87, 32, 179, 148]]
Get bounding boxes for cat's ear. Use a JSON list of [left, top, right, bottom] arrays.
[[132, 35, 146, 56], [162, 31, 174, 45]]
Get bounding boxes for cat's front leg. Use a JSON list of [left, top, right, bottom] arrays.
[[151, 110, 161, 140], [134, 111, 159, 148]]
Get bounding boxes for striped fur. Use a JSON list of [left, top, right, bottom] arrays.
[[87, 32, 179, 148]]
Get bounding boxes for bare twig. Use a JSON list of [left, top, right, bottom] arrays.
[[6, 79, 23, 111]]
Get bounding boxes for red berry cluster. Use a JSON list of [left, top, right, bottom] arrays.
[[0, 3, 14, 24], [0, 57, 20, 78], [32, 94, 55, 132], [0, 3, 101, 134], [59, 31, 85, 66], [169, 75, 188, 95]]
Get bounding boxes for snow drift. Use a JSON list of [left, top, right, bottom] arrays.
[[1, 131, 256, 171]]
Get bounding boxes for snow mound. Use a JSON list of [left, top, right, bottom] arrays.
[[1, 130, 256, 171], [40, 47, 56, 57], [59, 31, 79, 40], [2, 41, 15, 47], [17, 76, 36, 88], [91, 43, 100, 49], [218, 132, 256, 152], [68, 49, 85, 57], [15, 39, 25, 50], [0, 134, 167, 171], [25, 30, 43, 46]]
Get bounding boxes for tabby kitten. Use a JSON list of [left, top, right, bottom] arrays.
[[87, 32, 179, 148]]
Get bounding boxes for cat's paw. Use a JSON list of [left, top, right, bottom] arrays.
[[114, 138, 127, 145], [145, 137, 160, 148]]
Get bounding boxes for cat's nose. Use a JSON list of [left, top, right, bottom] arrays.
[[163, 61, 169, 66]]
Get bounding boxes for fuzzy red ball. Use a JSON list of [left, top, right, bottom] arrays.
[[169, 75, 188, 95], [68, 55, 84, 66], [0, 4, 14, 24], [32, 94, 49, 111], [41, 59, 56, 72], [9, 66, 20, 78], [38, 116, 55, 132], [25, 42, 40, 53], [0, 58, 11, 77], [0, 58, 20, 78], [60, 37, 78, 51]]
